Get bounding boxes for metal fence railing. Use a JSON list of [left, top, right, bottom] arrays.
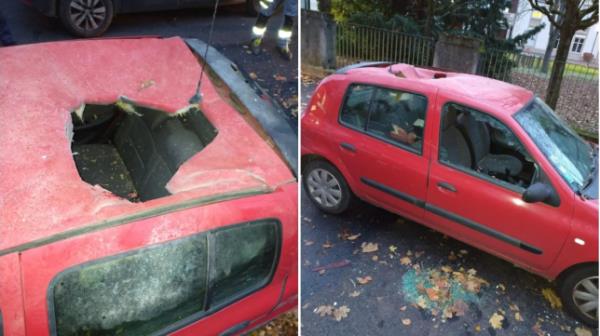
[[336, 23, 435, 68], [477, 49, 599, 134], [334, 25, 598, 135]]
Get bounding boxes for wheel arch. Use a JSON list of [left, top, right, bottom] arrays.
[[301, 153, 357, 194], [55, 0, 122, 15], [555, 262, 598, 286]]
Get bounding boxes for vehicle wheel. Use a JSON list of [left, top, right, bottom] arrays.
[[245, 0, 260, 16], [558, 265, 598, 327], [59, 0, 114, 37], [303, 160, 353, 214]]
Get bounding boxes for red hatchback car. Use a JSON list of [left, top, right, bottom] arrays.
[[301, 62, 598, 326], [0, 37, 297, 335]]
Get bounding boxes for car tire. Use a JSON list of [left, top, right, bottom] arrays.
[[558, 264, 598, 327], [245, 0, 260, 16], [303, 160, 353, 214], [59, 0, 114, 37]]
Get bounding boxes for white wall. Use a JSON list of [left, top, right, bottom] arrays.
[[510, 0, 599, 63]]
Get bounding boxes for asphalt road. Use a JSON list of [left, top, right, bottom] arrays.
[[1, 0, 298, 122], [300, 79, 597, 336]]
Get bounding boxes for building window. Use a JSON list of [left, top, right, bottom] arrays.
[[572, 37, 585, 53]]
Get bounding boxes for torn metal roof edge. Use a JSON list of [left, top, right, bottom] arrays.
[[184, 39, 298, 177]]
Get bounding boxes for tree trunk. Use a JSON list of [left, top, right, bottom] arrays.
[[545, 24, 574, 109], [424, 0, 434, 37], [541, 26, 558, 73]]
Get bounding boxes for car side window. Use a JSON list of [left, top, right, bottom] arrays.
[[439, 103, 535, 190], [366, 87, 427, 153], [339, 84, 375, 130], [49, 220, 280, 336]]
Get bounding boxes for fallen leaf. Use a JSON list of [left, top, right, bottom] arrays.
[[448, 251, 458, 261], [474, 324, 481, 332], [318, 269, 325, 275], [349, 291, 361, 297], [314, 305, 333, 317], [532, 321, 544, 336], [304, 240, 314, 246], [401, 318, 411, 326], [442, 306, 454, 319], [274, 74, 287, 81], [541, 288, 562, 309], [508, 304, 520, 312], [441, 265, 452, 273], [406, 250, 413, 256], [426, 287, 440, 301], [399, 305, 407, 311], [346, 233, 361, 240], [371, 255, 379, 261], [459, 249, 469, 255], [138, 79, 155, 91], [496, 283, 506, 291], [322, 241, 333, 249], [249, 72, 258, 80], [415, 251, 425, 258], [515, 312, 524, 322], [489, 312, 504, 330], [356, 276, 372, 285], [361, 242, 379, 253], [416, 296, 428, 309], [575, 327, 592, 336], [389, 245, 398, 253], [400, 257, 412, 265], [333, 306, 350, 321]]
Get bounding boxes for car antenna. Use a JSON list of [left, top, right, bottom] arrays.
[[189, 0, 221, 104]]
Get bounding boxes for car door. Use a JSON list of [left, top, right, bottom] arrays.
[[423, 98, 572, 271], [334, 82, 433, 222], [18, 188, 296, 336]]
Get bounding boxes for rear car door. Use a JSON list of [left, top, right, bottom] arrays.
[[423, 99, 572, 271], [18, 188, 296, 336], [334, 82, 433, 221]]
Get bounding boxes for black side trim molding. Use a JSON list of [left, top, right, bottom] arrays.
[[360, 177, 543, 255]]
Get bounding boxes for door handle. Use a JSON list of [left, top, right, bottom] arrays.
[[340, 142, 356, 152], [437, 181, 457, 192]]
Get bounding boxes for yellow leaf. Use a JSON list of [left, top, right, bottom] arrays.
[[389, 245, 398, 253], [400, 257, 412, 265], [441, 265, 453, 273], [333, 306, 350, 321], [371, 255, 379, 261], [361, 242, 379, 253], [416, 296, 428, 309], [541, 288, 562, 309], [515, 312, 524, 322], [474, 324, 481, 332], [489, 312, 504, 330], [401, 318, 411, 326]]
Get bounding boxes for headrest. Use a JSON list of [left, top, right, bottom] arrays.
[[442, 106, 459, 130]]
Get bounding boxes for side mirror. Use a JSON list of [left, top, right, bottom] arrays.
[[522, 182, 552, 203]]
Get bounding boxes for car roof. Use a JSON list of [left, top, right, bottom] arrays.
[[0, 37, 293, 254], [342, 63, 534, 116]]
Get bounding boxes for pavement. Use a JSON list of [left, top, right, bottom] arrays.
[[300, 78, 598, 336], [1, 0, 297, 124]]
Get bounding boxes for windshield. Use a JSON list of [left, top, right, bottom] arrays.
[[514, 97, 594, 192]]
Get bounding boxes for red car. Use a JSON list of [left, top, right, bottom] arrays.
[[301, 62, 598, 326], [0, 37, 297, 335]]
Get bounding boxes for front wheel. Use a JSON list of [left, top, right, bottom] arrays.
[[59, 0, 114, 37], [303, 160, 353, 214], [559, 265, 598, 327]]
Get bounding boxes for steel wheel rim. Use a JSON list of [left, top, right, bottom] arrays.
[[69, 0, 107, 32], [307, 168, 342, 208], [573, 275, 599, 321]]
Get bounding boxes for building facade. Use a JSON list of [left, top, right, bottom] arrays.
[[509, 0, 599, 65]]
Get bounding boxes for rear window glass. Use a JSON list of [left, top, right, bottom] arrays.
[[49, 220, 280, 336], [339, 84, 375, 130]]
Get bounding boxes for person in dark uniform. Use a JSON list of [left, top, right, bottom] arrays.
[[249, 0, 296, 60], [0, 10, 16, 46]]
